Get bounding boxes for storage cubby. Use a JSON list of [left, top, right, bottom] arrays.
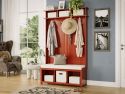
[[40, 7, 88, 86], [41, 65, 86, 86], [41, 69, 55, 82]]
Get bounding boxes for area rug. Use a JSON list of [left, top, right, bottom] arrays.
[[17, 86, 80, 94]]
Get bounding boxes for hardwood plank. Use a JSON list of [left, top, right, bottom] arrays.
[[0, 74, 125, 94]]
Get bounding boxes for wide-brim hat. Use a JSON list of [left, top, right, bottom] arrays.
[[61, 18, 77, 35]]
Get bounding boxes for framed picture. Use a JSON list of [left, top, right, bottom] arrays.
[[58, 0, 65, 9], [94, 32, 110, 51], [94, 8, 110, 29]]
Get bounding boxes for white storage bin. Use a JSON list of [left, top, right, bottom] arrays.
[[56, 71, 66, 83], [69, 76, 80, 84], [44, 75, 54, 82]]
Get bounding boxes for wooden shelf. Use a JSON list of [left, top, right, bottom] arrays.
[[42, 81, 83, 86], [45, 7, 88, 12], [45, 15, 88, 20], [45, 7, 88, 19], [41, 67, 85, 86]]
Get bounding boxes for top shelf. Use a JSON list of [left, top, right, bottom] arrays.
[[45, 7, 88, 19], [45, 7, 88, 12], [45, 15, 88, 20]]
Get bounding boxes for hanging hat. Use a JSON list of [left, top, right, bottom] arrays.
[[61, 18, 77, 35]]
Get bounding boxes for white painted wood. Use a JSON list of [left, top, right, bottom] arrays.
[[87, 80, 119, 87], [41, 64, 85, 70], [120, 0, 125, 87], [115, 0, 121, 87]]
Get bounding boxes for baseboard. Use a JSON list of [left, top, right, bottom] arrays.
[[121, 82, 125, 87], [87, 80, 119, 87]]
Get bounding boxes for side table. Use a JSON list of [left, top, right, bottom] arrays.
[[26, 64, 40, 80]]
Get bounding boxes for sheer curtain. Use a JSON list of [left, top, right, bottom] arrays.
[[2, 0, 20, 55], [2, 0, 46, 57]]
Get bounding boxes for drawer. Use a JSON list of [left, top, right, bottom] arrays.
[[69, 76, 80, 84], [56, 71, 66, 82], [44, 75, 54, 82]]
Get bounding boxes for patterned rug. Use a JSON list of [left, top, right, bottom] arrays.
[[17, 86, 80, 94]]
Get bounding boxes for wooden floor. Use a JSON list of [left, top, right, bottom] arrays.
[[0, 74, 125, 94]]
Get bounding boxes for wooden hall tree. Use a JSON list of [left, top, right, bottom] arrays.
[[40, 7, 88, 86]]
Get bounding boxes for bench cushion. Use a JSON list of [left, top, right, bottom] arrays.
[[41, 64, 85, 70]]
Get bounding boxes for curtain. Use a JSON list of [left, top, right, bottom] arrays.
[[2, 0, 46, 58], [2, 0, 20, 55]]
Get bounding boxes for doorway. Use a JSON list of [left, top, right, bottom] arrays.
[[120, 0, 125, 87]]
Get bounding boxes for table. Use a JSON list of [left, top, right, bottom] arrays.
[[26, 64, 40, 80]]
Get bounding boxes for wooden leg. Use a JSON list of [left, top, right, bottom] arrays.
[[1, 71, 3, 75], [27, 69, 31, 79], [14, 71, 15, 75], [33, 70, 38, 80], [6, 72, 8, 77]]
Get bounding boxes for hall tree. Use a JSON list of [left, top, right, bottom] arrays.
[[40, 7, 88, 86]]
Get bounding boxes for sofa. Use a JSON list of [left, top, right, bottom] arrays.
[[0, 40, 22, 77]]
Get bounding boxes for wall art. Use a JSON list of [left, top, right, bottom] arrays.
[[94, 8, 110, 29], [94, 31, 110, 51]]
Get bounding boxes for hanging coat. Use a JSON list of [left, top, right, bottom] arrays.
[[74, 18, 84, 57], [47, 20, 58, 56]]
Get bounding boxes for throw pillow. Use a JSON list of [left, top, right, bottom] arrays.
[[53, 54, 67, 65], [0, 51, 12, 61]]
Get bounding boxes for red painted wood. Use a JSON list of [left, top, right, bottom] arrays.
[[40, 68, 86, 86], [42, 7, 88, 86], [46, 8, 88, 65]]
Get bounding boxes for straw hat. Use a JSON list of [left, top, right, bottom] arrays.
[[61, 18, 77, 35]]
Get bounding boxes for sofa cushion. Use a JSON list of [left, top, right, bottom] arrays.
[[0, 51, 12, 61], [0, 42, 6, 51], [6, 41, 13, 55], [0, 40, 13, 55]]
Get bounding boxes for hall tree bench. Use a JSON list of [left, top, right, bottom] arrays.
[[40, 64, 86, 86], [40, 7, 88, 86]]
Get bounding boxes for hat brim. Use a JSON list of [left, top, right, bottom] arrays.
[[61, 18, 77, 35]]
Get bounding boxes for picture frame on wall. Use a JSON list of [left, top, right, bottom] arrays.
[[94, 8, 110, 29], [58, 0, 65, 9], [94, 31, 110, 51]]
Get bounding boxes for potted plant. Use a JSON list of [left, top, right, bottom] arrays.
[[69, 0, 83, 11]]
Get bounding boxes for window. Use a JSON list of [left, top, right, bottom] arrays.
[[20, 15, 39, 58], [19, 0, 44, 69]]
